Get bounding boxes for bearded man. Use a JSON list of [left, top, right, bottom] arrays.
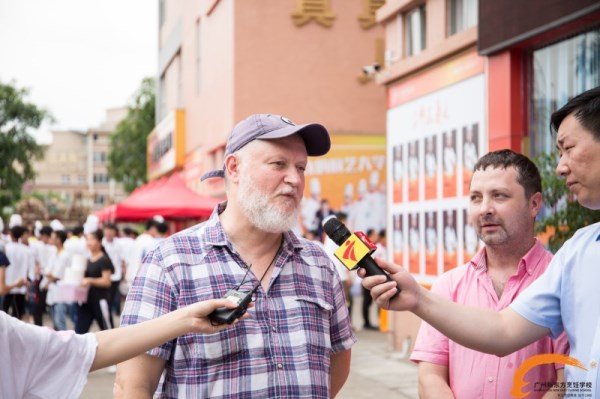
[[115, 114, 355, 399]]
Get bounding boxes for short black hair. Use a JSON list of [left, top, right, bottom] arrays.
[[472, 149, 541, 199], [123, 227, 138, 237], [40, 226, 53, 237], [550, 86, 600, 142], [53, 230, 68, 244], [103, 223, 118, 233], [10, 226, 26, 240], [157, 221, 169, 235]]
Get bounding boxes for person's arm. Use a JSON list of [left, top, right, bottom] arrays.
[[0, 267, 27, 295], [360, 258, 549, 356], [114, 354, 165, 398], [92, 298, 247, 371], [82, 269, 111, 288], [418, 362, 454, 399], [330, 349, 351, 398]]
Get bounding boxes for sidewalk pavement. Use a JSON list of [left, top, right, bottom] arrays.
[[337, 329, 419, 399], [81, 329, 418, 398]]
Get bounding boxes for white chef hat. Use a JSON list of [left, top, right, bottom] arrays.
[[83, 214, 100, 234], [34, 220, 43, 236], [50, 219, 65, 231], [9, 214, 23, 228]]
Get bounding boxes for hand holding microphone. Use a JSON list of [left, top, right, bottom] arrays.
[[322, 215, 400, 297]]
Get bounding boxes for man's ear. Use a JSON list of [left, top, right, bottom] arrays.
[[530, 191, 543, 217], [224, 154, 241, 183]]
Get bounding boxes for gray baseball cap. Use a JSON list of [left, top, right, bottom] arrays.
[[201, 113, 331, 180]]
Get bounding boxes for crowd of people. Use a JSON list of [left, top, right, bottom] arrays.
[[0, 213, 169, 332]]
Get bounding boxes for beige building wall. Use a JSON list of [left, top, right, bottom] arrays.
[[26, 108, 128, 220], [376, 0, 477, 86], [156, 0, 387, 197], [28, 130, 88, 204]]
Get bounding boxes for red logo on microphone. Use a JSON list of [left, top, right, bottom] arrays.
[[334, 234, 372, 270], [342, 240, 358, 261]]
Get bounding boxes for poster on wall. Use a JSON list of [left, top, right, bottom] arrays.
[[443, 129, 458, 198], [424, 136, 438, 200], [424, 210, 439, 275], [407, 212, 420, 274], [392, 213, 404, 265], [301, 134, 387, 238], [392, 144, 404, 203], [386, 51, 485, 285]]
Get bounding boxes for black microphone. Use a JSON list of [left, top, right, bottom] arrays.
[[322, 215, 400, 296]]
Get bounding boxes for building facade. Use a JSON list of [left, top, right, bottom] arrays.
[[151, 0, 389, 234], [25, 108, 128, 221]]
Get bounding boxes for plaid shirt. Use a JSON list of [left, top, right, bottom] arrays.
[[121, 204, 356, 398]]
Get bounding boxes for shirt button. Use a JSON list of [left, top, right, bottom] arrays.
[[272, 326, 277, 332], [277, 363, 283, 369], [488, 377, 494, 382]]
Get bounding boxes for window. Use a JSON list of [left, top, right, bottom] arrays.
[[93, 173, 109, 184], [61, 174, 71, 184], [93, 151, 107, 164], [94, 194, 106, 205], [78, 175, 86, 184], [447, 0, 477, 36], [530, 28, 600, 155], [405, 5, 426, 57]]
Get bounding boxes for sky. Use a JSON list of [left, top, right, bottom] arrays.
[[0, 0, 157, 142]]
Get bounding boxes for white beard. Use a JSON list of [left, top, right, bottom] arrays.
[[237, 174, 300, 233]]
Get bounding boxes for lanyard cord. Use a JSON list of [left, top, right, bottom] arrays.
[[236, 240, 282, 290]]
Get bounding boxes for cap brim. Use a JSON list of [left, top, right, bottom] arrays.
[[200, 169, 225, 181], [259, 123, 331, 156]]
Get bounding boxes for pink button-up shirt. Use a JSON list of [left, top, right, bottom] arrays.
[[411, 240, 569, 399]]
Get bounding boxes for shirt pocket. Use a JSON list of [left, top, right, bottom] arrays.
[[283, 295, 334, 352]]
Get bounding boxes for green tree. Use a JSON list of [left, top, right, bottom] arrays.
[[534, 150, 600, 252], [107, 77, 156, 193], [0, 81, 52, 215]]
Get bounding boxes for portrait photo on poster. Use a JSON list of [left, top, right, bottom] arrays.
[[443, 130, 457, 198], [443, 209, 458, 272]]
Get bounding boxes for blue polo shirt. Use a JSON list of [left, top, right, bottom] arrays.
[[511, 222, 600, 396]]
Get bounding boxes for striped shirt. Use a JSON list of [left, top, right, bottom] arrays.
[[121, 204, 356, 398]]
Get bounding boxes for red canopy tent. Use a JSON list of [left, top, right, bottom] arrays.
[[96, 172, 221, 222]]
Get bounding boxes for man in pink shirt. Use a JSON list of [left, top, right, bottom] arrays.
[[410, 149, 568, 399]]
